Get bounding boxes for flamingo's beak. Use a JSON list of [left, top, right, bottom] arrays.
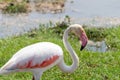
[[80, 45, 85, 51], [80, 32, 88, 51]]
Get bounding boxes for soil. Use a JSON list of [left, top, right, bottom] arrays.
[[0, 2, 7, 10], [35, 1, 65, 13]]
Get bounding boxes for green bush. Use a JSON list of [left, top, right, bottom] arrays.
[[84, 27, 108, 41], [2, 2, 28, 13]]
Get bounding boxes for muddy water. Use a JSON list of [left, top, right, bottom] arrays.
[[0, 0, 120, 39], [85, 40, 108, 53]]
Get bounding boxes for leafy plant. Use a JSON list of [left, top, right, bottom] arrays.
[[84, 27, 108, 41], [2, 2, 28, 13]]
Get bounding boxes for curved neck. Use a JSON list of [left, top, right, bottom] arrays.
[[58, 27, 79, 73]]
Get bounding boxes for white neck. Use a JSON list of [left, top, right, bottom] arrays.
[[58, 27, 79, 73]]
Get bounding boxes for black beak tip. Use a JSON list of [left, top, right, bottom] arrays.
[[80, 46, 84, 51]]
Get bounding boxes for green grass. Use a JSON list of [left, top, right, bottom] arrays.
[[0, 25, 120, 80], [2, 2, 28, 14], [0, 0, 28, 14]]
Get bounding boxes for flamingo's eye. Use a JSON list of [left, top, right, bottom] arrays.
[[80, 30, 84, 33]]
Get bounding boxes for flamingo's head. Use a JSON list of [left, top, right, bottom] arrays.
[[70, 24, 88, 51]]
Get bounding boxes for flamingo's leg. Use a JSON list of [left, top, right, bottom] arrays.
[[32, 71, 43, 80], [32, 76, 35, 80]]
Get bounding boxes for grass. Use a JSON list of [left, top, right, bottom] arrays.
[[0, 0, 29, 14], [0, 24, 120, 80], [2, 2, 28, 14]]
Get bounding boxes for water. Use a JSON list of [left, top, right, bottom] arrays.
[[66, 0, 120, 17], [0, 0, 120, 38], [85, 40, 108, 53], [65, 0, 120, 26]]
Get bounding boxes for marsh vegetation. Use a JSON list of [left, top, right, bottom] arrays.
[[0, 23, 120, 79]]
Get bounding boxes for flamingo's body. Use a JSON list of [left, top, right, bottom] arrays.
[[0, 24, 88, 80], [0, 42, 63, 73]]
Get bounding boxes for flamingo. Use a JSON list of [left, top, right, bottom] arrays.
[[0, 24, 88, 80]]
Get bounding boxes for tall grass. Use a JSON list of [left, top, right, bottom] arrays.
[[0, 25, 120, 80]]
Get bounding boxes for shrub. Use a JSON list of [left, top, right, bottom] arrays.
[[2, 2, 28, 13]]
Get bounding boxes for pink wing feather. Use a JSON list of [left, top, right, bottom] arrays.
[[17, 55, 59, 69]]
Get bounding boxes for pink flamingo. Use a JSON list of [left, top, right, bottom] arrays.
[[0, 24, 88, 80]]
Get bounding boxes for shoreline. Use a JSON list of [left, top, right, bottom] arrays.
[[0, 13, 120, 39]]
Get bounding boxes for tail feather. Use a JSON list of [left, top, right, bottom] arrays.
[[0, 68, 2, 75], [0, 68, 17, 75], [0, 69, 1, 75], [0, 68, 23, 75], [0, 69, 10, 75]]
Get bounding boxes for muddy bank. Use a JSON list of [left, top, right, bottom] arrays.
[[0, 0, 65, 14]]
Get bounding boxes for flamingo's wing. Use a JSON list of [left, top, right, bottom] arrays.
[[0, 42, 62, 72], [1, 54, 59, 71]]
